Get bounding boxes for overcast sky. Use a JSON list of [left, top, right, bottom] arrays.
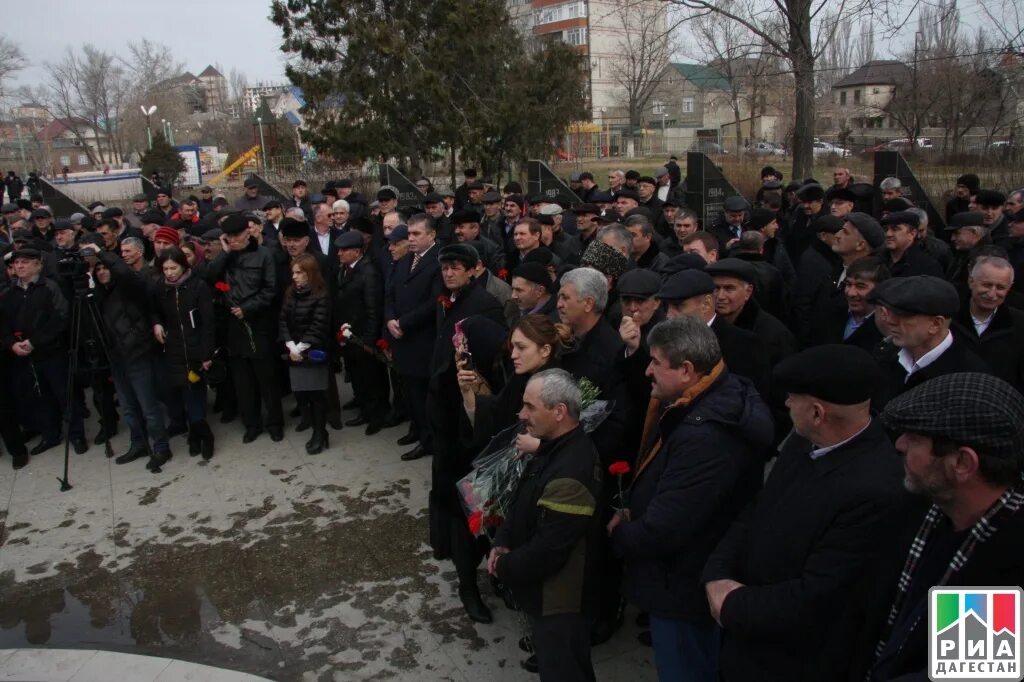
[[6, 0, 287, 92]]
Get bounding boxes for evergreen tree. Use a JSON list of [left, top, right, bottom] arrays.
[[271, 0, 586, 176], [140, 133, 186, 188]]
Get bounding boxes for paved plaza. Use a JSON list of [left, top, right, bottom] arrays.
[[0, 386, 656, 681]]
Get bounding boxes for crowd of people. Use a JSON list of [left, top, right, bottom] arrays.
[[0, 161, 1022, 681]]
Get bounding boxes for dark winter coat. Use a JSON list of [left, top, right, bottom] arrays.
[[953, 304, 1024, 391], [702, 419, 909, 681], [883, 244, 945, 279], [95, 250, 157, 363], [614, 370, 773, 622], [879, 334, 991, 408], [732, 297, 797, 367], [0, 276, 68, 360], [279, 286, 329, 351], [385, 243, 444, 378], [732, 251, 789, 324], [494, 426, 604, 618], [152, 273, 215, 388], [334, 257, 384, 344], [205, 238, 278, 358], [793, 238, 843, 343]]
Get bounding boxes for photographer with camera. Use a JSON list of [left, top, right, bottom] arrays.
[[81, 242, 171, 468]]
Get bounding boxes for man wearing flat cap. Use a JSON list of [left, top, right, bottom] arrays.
[[709, 195, 749, 252], [706, 258, 797, 367], [861, 372, 1024, 681], [944, 211, 989, 286], [426, 242, 506, 625], [703, 344, 908, 682], [786, 182, 829, 265], [975, 189, 1008, 242], [451, 210, 504, 275], [206, 212, 284, 443], [871, 275, 990, 406], [235, 176, 270, 212], [881, 211, 944, 279], [617, 268, 667, 445], [334, 229, 389, 437], [509, 262, 557, 321], [658, 270, 771, 397]]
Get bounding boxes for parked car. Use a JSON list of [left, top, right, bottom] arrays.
[[746, 142, 786, 156], [860, 142, 891, 158], [812, 141, 850, 158], [689, 141, 730, 155], [888, 138, 934, 151]]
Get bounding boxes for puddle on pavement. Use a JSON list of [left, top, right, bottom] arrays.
[[0, 480, 491, 679]]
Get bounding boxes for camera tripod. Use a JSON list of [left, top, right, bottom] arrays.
[[57, 281, 115, 491]]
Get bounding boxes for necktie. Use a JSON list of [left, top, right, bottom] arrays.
[[411, 253, 422, 272]]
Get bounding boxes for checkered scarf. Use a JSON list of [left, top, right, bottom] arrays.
[[870, 476, 1024, 669]]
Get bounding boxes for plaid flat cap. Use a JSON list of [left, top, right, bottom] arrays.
[[881, 373, 1024, 460]]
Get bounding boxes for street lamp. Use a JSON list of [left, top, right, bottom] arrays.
[[140, 105, 157, 149], [256, 116, 267, 171]]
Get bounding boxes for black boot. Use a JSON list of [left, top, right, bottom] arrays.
[[305, 400, 328, 455], [187, 424, 202, 456], [199, 420, 215, 460], [458, 585, 493, 624], [115, 443, 149, 465], [146, 449, 172, 473]]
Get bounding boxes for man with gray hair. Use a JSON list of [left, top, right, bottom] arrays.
[[557, 266, 631, 641], [879, 176, 902, 201], [953, 255, 1024, 390], [609, 316, 772, 681], [119, 236, 153, 279], [910, 206, 952, 273], [490, 368, 603, 682]]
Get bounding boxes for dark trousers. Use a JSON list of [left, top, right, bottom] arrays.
[[649, 616, 720, 682], [403, 374, 432, 452], [344, 346, 390, 425], [388, 366, 408, 421], [326, 366, 341, 424], [0, 366, 26, 457], [13, 354, 84, 441], [167, 384, 208, 424], [231, 356, 283, 431], [110, 353, 169, 454], [528, 612, 595, 682]]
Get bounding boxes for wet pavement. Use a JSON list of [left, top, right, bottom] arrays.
[[0, 389, 656, 681]]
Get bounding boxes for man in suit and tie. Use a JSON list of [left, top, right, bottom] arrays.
[[385, 213, 443, 461], [309, 203, 342, 262]]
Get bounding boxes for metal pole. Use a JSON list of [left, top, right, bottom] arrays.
[[257, 117, 267, 171], [15, 124, 26, 176], [146, 115, 152, 150]]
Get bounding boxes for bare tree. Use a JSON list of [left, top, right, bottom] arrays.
[[228, 67, 248, 116], [0, 36, 26, 105], [668, 0, 900, 177], [606, 0, 673, 152]]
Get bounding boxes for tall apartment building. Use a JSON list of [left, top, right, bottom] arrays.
[[507, 0, 668, 123], [244, 83, 290, 113]]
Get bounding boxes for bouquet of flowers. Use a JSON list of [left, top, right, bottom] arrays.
[[336, 323, 393, 367], [457, 377, 613, 537]]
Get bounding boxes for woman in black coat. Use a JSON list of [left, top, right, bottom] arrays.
[[152, 247, 215, 469], [279, 253, 330, 454]]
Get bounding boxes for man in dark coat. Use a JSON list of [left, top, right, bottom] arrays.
[[205, 213, 283, 443], [952, 256, 1024, 391], [702, 345, 909, 682], [491, 369, 604, 682], [425, 243, 505, 624], [807, 255, 888, 352], [610, 316, 772, 681], [730, 230, 788, 323], [881, 211, 945, 279], [944, 173, 977, 222], [334, 231, 390, 435], [708, 196, 748, 252], [658, 269, 772, 400], [707, 258, 796, 368], [864, 373, 1024, 681], [785, 183, 829, 268], [385, 214, 443, 461], [870, 275, 992, 407], [616, 269, 667, 452], [792, 215, 844, 343]]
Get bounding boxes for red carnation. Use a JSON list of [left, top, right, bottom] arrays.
[[468, 510, 483, 535], [214, 281, 231, 293], [608, 461, 631, 476], [335, 329, 346, 343], [437, 294, 453, 311], [375, 338, 390, 351], [497, 268, 509, 280]]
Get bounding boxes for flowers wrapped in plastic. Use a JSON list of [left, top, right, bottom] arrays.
[[457, 377, 612, 537]]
